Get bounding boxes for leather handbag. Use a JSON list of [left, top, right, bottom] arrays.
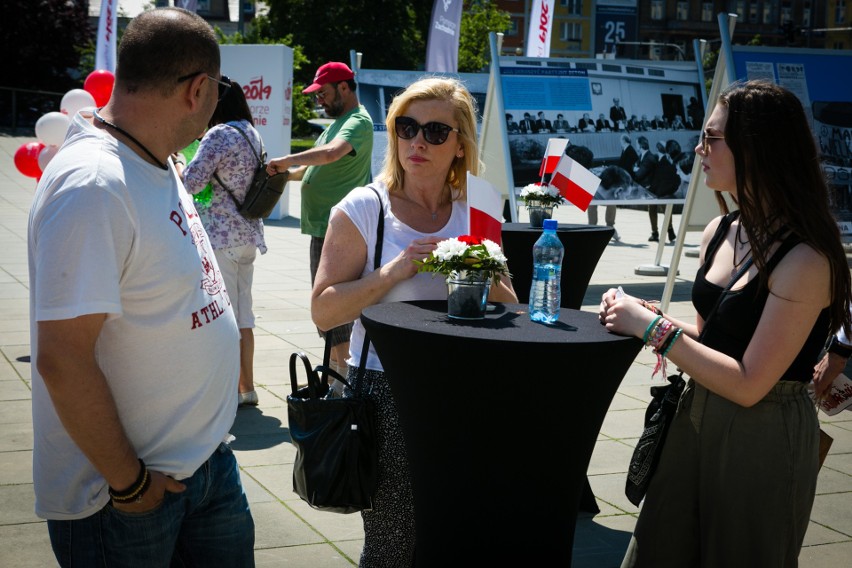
[[287, 186, 386, 514], [625, 256, 754, 506], [287, 348, 378, 514], [213, 123, 288, 219]]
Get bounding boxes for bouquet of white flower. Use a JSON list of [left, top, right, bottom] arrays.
[[415, 235, 510, 284], [520, 182, 565, 207]]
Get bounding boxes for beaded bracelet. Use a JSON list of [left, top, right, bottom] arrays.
[[109, 459, 151, 503], [642, 316, 662, 344], [660, 328, 684, 357]]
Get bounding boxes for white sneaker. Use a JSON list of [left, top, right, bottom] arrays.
[[610, 229, 621, 242], [238, 390, 258, 406]]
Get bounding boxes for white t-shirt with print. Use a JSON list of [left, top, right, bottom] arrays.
[[28, 110, 240, 520]]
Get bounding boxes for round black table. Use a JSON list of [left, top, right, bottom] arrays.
[[501, 222, 614, 309], [361, 301, 642, 566]]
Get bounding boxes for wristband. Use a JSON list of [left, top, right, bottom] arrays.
[[827, 335, 852, 359], [108, 459, 151, 503]]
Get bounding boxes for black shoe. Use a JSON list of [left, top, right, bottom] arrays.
[[668, 228, 676, 243], [648, 232, 659, 242]]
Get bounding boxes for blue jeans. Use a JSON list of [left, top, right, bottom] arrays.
[[47, 443, 255, 568]]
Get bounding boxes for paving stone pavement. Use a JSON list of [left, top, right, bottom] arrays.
[[0, 131, 849, 567]]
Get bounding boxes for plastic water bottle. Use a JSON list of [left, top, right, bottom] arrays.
[[529, 218, 564, 323]]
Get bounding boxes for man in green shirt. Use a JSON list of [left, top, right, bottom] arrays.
[[268, 62, 373, 375]]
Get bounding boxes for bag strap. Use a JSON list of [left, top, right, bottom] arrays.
[[322, 186, 385, 388], [223, 122, 265, 165]]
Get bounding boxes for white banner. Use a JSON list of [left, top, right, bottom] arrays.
[[525, 0, 555, 58], [95, 0, 118, 72], [220, 45, 294, 217]]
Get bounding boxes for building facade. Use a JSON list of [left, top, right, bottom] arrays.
[[496, 0, 848, 60]]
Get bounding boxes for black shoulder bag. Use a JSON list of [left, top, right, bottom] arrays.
[[213, 124, 288, 219], [625, 255, 754, 507], [287, 187, 385, 514]]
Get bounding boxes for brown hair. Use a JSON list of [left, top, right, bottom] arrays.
[[717, 80, 851, 335]]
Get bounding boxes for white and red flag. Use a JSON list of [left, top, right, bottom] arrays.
[[538, 138, 569, 179], [467, 173, 503, 245], [549, 154, 601, 212]]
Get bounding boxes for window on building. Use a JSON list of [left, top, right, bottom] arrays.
[[749, 2, 759, 22], [734, 0, 746, 18], [763, 1, 775, 24], [561, 22, 583, 41], [506, 18, 519, 37], [781, 5, 792, 24], [836, 0, 846, 25], [702, 2, 714, 21], [652, 0, 665, 20], [677, 1, 689, 19], [562, 0, 583, 14], [803, 7, 811, 27]]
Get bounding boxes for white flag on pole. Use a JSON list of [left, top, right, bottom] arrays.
[[525, 0, 555, 58], [95, 0, 118, 72]]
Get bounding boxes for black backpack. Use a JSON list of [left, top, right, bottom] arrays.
[[213, 123, 288, 219]]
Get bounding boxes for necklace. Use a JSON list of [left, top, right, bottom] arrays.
[[732, 221, 751, 276], [92, 109, 168, 170]]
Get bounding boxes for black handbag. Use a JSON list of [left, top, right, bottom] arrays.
[[287, 348, 378, 513], [287, 186, 385, 513], [625, 255, 754, 506], [213, 124, 288, 219]]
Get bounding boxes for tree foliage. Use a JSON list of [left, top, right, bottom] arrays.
[[3, 0, 93, 91], [458, 0, 511, 73], [265, 0, 433, 84]]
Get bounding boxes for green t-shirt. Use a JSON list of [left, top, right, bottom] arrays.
[[301, 105, 374, 237]]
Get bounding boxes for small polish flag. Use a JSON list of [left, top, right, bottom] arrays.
[[467, 173, 503, 245], [549, 153, 601, 212], [538, 138, 570, 179]]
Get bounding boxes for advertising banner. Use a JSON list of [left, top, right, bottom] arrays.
[[594, 0, 639, 56], [426, 0, 464, 73], [95, 0, 118, 72], [526, 0, 555, 58], [220, 45, 294, 217]]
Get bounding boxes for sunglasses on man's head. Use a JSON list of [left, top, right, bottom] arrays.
[[395, 116, 459, 145]]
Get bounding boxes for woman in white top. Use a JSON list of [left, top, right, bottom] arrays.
[[312, 77, 516, 566]]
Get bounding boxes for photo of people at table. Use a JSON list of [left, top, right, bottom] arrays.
[[507, 88, 702, 203]]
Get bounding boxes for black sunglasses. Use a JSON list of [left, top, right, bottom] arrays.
[[395, 116, 459, 145], [177, 72, 231, 101]]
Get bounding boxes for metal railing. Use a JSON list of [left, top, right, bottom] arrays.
[[0, 86, 65, 134]]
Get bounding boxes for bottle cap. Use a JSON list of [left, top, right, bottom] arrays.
[[543, 219, 558, 231]]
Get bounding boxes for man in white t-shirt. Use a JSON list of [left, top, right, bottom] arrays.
[[27, 8, 254, 566]]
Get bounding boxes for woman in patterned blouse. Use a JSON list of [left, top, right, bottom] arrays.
[[176, 80, 267, 407]]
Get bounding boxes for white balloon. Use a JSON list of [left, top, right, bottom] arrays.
[[35, 112, 71, 147], [38, 145, 59, 171], [60, 89, 96, 117]]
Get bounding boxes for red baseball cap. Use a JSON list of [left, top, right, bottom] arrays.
[[302, 62, 355, 94]]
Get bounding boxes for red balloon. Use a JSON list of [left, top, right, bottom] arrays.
[[14, 142, 45, 178], [84, 69, 115, 107]]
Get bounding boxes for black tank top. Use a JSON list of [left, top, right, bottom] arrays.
[[691, 212, 830, 383]]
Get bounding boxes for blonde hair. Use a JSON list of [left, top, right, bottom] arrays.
[[378, 77, 481, 199]]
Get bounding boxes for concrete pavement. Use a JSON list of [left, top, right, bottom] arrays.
[[0, 131, 849, 567]]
